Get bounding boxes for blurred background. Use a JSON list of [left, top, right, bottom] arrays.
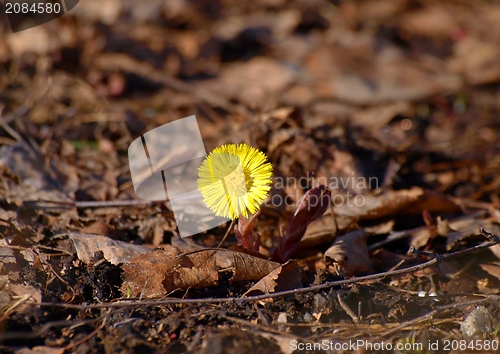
[[1, 0, 500, 235]]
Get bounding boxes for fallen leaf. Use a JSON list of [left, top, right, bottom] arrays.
[[14, 346, 65, 354], [121, 246, 219, 297], [398, 5, 457, 37], [197, 57, 296, 108], [228, 250, 280, 283], [0, 246, 16, 265], [306, 46, 461, 105], [479, 261, 500, 281], [70, 233, 150, 265], [0, 275, 11, 313], [449, 37, 500, 85], [75, 170, 119, 201], [255, 333, 295, 354], [298, 212, 346, 248], [243, 261, 302, 296], [350, 101, 412, 130], [0, 141, 77, 205], [364, 220, 395, 235], [121, 247, 280, 298], [409, 215, 500, 250], [335, 187, 460, 220], [325, 230, 374, 277], [9, 283, 42, 312]]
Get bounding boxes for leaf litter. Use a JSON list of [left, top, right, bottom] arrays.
[[2, 0, 500, 353]]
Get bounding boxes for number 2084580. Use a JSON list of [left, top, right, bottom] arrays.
[[5, 2, 62, 14], [442, 339, 498, 351]]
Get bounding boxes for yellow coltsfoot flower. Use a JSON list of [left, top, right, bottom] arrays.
[[197, 143, 273, 219]]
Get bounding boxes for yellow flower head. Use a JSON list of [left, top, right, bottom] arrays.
[[197, 143, 273, 220]]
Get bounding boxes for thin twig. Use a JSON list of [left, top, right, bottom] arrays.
[[18, 229, 500, 310], [388, 259, 406, 272], [369, 210, 487, 251], [33, 258, 443, 309], [0, 318, 102, 340], [377, 294, 499, 339], [0, 116, 23, 142], [63, 314, 109, 351], [377, 309, 439, 337], [44, 259, 76, 295], [407, 228, 500, 260], [337, 293, 358, 324], [222, 314, 308, 341], [35, 245, 74, 256], [24, 199, 168, 209]]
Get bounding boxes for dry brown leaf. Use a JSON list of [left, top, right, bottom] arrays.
[[255, 333, 295, 354], [0, 141, 77, 204], [398, 5, 457, 37], [364, 220, 395, 235], [0, 278, 42, 319], [479, 261, 500, 281], [0, 275, 11, 313], [404, 190, 462, 215], [243, 260, 302, 297], [136, 218, 165, 245], [70, 0, 122, 24], [489, 244, 500, 261], [6, 29, 51, 57], [299, 213, 340, 248], [213, 10, 300, 41], [121, 248, 177, 298], [229, 250, 280, 283], [334, 188, 422, 219], [409, 216, 500, 250], [335, 187, 460, 220], [121, 247, 280, 298], [70, 233, 151, 265], [198, 57, 296, 108], [80, 221, 116, 239], [76, 170, 119, 201], [0, 246, 17, 266], [121, 247, 220, 297], [15, 346, 65, 354], [9, 283, 42, 312], [350, 101, 412, 130], [306, 45, 460, 105], [325, 230, 373, 277], [449, 37, 500, 85]]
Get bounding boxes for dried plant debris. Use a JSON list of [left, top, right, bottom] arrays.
[[3, 0, 500, 352], [70, 233, 151, 265], [121, 246, 280, 297], [243, 260, 302, 297], [324, 230, 374, 278]]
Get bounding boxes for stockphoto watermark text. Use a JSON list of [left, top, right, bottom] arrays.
[[264, 172, 379, 209]]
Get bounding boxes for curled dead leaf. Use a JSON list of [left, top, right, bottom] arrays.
[[334, 187, 460, 220], [70, 233, 150, 265], [121, 246, 280, 298], [324, 230, 374, 278], [243, 260, 302, 297]]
